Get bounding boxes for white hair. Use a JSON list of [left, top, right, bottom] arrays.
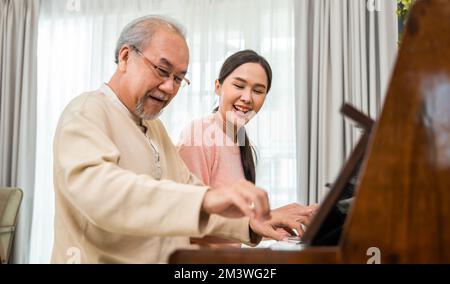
[[114, 15, 186, 64]]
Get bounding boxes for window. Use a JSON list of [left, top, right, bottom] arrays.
[[31, 0, 297, 263]]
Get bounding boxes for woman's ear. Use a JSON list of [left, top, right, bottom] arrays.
[[214, 80, 221, 96], [118, 46, 130, 72]]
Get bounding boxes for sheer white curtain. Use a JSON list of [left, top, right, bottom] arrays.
[[31, 0, 296, 263], [294, 0, 398, 204], [0, 0, 39, 264]]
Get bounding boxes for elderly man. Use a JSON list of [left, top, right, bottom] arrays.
[[52, 16, 312, 264]]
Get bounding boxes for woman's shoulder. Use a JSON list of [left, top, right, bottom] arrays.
[[191, 113, 218, 130], [178, 113, 218, 147]]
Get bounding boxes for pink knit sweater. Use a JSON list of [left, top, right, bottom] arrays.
[[177, 112, 245, 188]]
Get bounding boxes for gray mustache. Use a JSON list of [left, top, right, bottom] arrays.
[[146, 91, 168, 101]]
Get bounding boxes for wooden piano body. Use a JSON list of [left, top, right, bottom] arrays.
[[170, 0, 450, 264]]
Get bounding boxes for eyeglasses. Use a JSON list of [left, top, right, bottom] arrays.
[[130, 45, 190, 88]]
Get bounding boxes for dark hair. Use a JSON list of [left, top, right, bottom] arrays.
[[215, 50, 272, 184]]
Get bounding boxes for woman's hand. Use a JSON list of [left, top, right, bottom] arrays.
[[249, 203, 320, 241], [272, 203, 319, 226]]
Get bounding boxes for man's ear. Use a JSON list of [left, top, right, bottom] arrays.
[[214, 80, 221, 96], [118, 46, 130, 72]]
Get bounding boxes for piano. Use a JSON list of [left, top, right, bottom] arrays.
[[169, 0, 450, 264]]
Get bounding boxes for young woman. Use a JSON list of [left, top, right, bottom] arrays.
[[177, 50, 317, 247]]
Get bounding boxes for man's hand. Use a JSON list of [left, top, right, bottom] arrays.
[[249, 203, 320, 241], [201, 180, 271, 220]]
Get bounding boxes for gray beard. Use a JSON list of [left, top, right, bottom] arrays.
[[135, 95, 164, 120]]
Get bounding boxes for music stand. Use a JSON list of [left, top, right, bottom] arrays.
[[301, 104, 374, 246]]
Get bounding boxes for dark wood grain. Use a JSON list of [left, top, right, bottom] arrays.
[[340, 0, 450, 263], [169, 247, 339, 264]]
